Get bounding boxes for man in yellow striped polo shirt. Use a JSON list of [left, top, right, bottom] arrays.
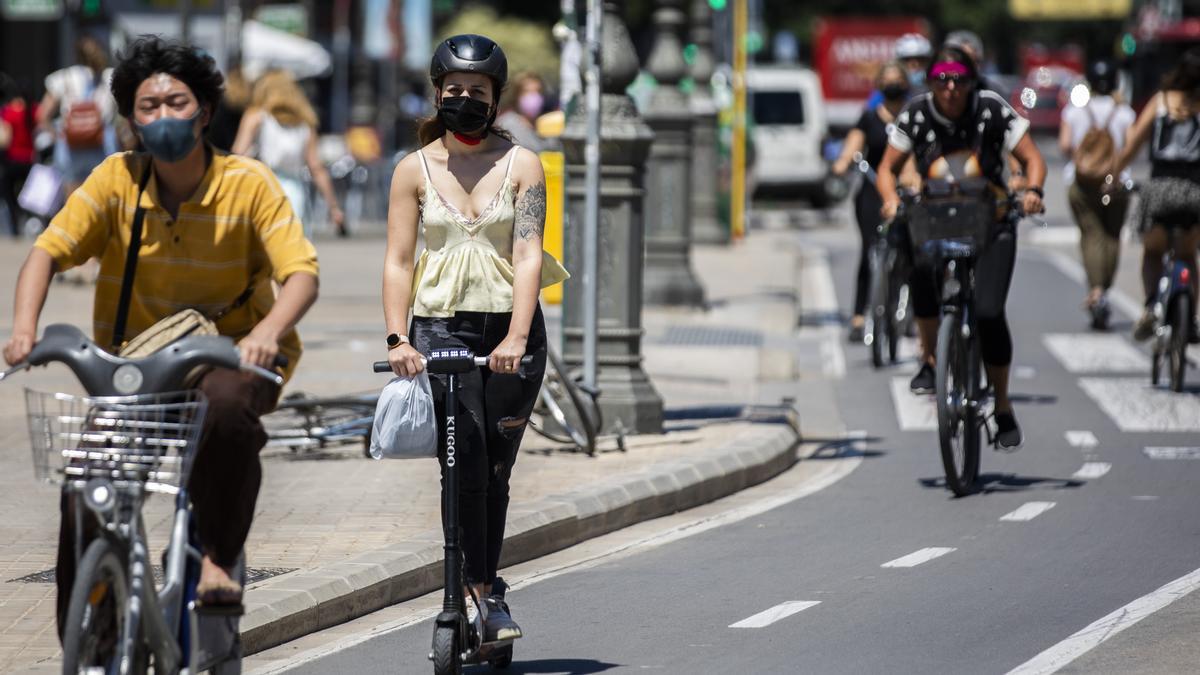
[[2, 37, 319, 628]]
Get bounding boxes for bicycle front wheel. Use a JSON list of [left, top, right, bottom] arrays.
[[62, 537, 131, 675], [935, 312, 981, 497], [866, 243, 889, 368], [529, 348, 598, 455]]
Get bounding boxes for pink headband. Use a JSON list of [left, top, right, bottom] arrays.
[[930, 62, 970, 78]]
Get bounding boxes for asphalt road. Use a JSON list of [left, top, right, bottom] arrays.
[[253, 144, 1200, 675]]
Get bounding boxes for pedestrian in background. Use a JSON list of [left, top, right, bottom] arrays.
[[496, 71, 552, 153], [0, 76, 40, 237], [37, 36, 117, 195], [1060, 60, 1135, 330], [1115, 47, 1200, 343], [232, 70, 345, 237], [207, 65, 251, 152], [832, 61, 912, 343]]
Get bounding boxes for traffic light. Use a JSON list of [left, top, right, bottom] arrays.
[[82, 0, 101, 16], [709, 0, 727, 10], [1120, 33, 1136, 56]]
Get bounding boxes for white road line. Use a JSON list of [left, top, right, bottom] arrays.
[[1064, 430, 1098, 449], [1007, 566, 1200, 675], [1000, 501, 1057, 522], [800, 246, 847, 379], [890, 376, 937, 431], [1071, 462, 1112, 480], [1144, 447, 1200, 460], [1078, 378, 1200, 432], [1034, 248, 1144, 321], [881, 547, 956, 568], [1013, 365, 1037, 380], [729, 601, 821, 628], [1042, 334, 1149, 373], [1027, 225, 1081, 246]]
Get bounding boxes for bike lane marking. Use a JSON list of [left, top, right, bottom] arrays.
[[729, 601, 821, 629], [1064, 430, 1098, 449], [1077, 378, 1200, 432], [1007, 565, 1200, 675], [1071, 462, 1112, 480], [880, 547, 956, 568], [999, 501, 1056, 522], [888, 377, 937, 431], [1143, 447, 1200, 460]]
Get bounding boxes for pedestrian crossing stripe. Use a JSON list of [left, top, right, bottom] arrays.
[[1144, 447, 1200, 460], [1042, 334, 1148, 374], [890, 377, 937, 431], [1078, 378, 1200, 432]]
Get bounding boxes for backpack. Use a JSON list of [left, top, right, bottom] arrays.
[[1073, 104, 1118, 188], [63, 71, 105, 150]]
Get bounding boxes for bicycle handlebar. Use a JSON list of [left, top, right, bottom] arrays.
[[0, 324, 285, 395]]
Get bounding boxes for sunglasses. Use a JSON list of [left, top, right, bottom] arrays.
[[931, 73, 975, 89]]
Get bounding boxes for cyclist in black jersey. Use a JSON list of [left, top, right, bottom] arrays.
[[876, 45, 1046, 450]]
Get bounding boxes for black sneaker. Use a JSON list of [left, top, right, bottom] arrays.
[[994, 411, 1023, 451], [1089, 297, 1110, 331], [1190, 317, 1200, 345], [1133, 310, 1156, 342], [909, 363, 935, 394], [484, 596, 523, 642], [847, 323, 865, 344]]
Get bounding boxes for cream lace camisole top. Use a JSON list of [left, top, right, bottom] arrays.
[[411, 147, 570, 317]]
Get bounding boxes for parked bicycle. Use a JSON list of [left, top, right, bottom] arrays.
[[903, 188, 1030, 497], [1, 323, 283, 674], [263, 392, 376, 457]]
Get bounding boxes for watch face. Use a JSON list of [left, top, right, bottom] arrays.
[[387, 334, 400, 347]]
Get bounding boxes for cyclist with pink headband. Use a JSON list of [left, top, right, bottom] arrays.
[[876, 44, 1046, 451]]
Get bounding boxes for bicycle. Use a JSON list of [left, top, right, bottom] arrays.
[[1149, 216, 1196, 392], [845, 153, 913, 368], [262, 392, 376, 458], [527, 345, 606, 456], [904, 185, 1025, 497], [0, 323, 283, 674], [373, 349, 533, 674]]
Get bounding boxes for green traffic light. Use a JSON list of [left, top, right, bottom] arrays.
[[1120, 33, 1136, 56], [709, 0, 727, 10], [82, 0, 100, 14]]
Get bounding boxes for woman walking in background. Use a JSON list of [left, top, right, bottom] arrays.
[[0, 76, 39, 237], [233, 70, 345, 237]]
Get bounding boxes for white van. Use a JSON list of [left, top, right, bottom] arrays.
[[746, 66, 830, 205]]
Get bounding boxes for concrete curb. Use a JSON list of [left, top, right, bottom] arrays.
[[240, 422, 799, 654]]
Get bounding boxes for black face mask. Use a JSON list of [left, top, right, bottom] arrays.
[[882, 84, 910, 102], [438, 96, 492, 136]]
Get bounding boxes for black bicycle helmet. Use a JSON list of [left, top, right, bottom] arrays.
[[1087, 60, 1118, 96], [430, 34, 508, 89]]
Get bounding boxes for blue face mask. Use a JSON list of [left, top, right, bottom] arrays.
[[908, 70, 926, 88], [136, 109, 201, 163]]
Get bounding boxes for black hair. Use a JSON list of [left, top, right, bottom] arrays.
[[926, 44, 979, 82], [110, 35, 225, 120], [1162, 47, 1200, 99]]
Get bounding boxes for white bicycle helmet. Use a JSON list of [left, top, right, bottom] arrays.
[[894, 33, 932, 60]]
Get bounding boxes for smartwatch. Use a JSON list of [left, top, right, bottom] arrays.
[[386, 333, 409, 350]]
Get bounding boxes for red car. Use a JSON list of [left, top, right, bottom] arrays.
[[1011, 66, 1085, 133]]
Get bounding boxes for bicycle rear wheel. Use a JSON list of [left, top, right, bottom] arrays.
[[1169, 293, 1191, 393], [62, 537, 130, 675], [528, 347, 598, 455], [935, 312, 981, 497]]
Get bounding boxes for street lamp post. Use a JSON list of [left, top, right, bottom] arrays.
[[687, 0, 727, 245], [561, 0, 664, 435], [642, 0, 705, 307]]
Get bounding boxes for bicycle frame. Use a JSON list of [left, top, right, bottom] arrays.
[[1153, 227, 1195, 329]]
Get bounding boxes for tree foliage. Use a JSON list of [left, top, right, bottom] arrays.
[[438, 4, 561, 86]]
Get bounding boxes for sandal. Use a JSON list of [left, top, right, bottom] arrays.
[[195, 578, 244, 616]]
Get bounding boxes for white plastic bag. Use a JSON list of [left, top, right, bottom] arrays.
[[369, 372, 437, 459], [18, 164, 64, 217]]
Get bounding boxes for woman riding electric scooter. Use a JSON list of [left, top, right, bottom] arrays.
[[381, 33, 569, 646]]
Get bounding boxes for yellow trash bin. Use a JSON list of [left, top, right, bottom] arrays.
[[540, 150, 566, 305]]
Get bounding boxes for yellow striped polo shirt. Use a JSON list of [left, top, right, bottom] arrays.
[[34, 148, 319, 382]]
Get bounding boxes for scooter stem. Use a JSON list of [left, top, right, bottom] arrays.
[[442, 372, 463, 616]]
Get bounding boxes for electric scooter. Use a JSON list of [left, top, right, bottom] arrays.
[[375, 348, 530, 674]]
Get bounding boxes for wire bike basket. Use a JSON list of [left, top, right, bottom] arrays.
[[24, 389, 208, 495], [905, 186, 1005, 262]]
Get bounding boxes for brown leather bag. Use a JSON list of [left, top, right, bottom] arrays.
[[1073, 105, 1118, 189]]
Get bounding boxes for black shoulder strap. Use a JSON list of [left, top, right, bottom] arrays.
[[111, 160, 153, 351]]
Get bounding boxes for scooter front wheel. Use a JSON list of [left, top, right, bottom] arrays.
[[490, 642, 513, 669], [432, 625, 461, 675]]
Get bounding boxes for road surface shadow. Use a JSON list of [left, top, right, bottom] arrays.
[[807, 436, 887, 460], [466, 659, 621, 674], [1008, 392, 1059, 405], [919, 473, 1083, 494]]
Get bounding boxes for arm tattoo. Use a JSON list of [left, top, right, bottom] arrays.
[[514, 182, 547, 242]]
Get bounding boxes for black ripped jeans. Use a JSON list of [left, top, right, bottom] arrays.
[[411, 305, 547, 586]]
